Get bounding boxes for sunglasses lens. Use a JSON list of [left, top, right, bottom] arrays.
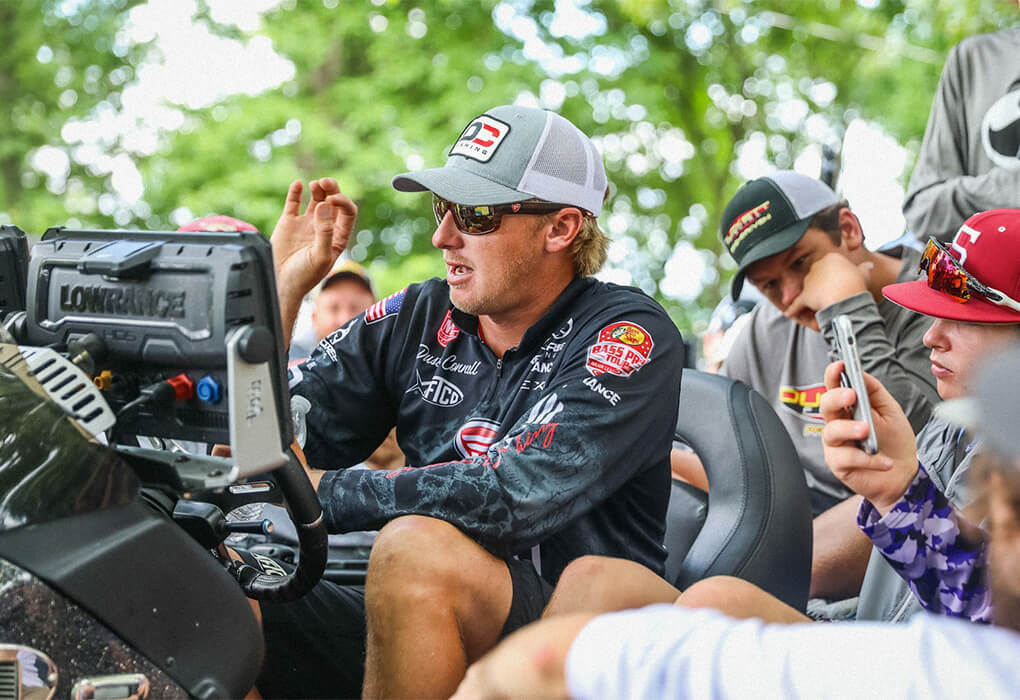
[[921, 239, 971, 301], [432, 195, 449, 226], [432, 196, 514, 234], [458, 204, 498, 234]]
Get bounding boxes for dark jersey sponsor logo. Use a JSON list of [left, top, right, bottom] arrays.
[[436, 309, 460, 347], [455, 418, 501, 458], [551, 317, 574, 340], [406, 370, 464, 407], [586, 321, 654, 377], [582, 375, 620, 406]]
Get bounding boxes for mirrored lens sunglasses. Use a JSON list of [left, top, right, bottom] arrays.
[[919, 237, 1020, 313], [432, 194, 577, 235]]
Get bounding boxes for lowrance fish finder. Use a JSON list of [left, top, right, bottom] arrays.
[[9, 226, 292, 485]]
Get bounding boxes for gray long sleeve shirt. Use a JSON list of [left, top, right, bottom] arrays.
[[902, 28, 1020, 242]]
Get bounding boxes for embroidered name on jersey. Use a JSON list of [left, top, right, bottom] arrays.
[[779, 383, 826, 422], [586, 321, 654, 377], [365, 288, 407, 324]]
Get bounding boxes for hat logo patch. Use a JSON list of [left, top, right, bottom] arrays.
[[450, 115, 511, 163], [951, 224, 982, 265], [725, 200, 772, 253]]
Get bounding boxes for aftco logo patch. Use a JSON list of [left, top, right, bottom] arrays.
[[450, 115, 511, 162]]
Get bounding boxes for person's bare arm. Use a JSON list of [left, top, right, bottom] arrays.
[[670, 447, 708, 492], [809, 495, 873, 599]]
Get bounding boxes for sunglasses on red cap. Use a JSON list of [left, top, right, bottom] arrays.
[[919, 237, 1020, 313], [432, 194, 585, 235]]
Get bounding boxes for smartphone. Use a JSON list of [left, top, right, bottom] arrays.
[[832, 314, 879, 455]]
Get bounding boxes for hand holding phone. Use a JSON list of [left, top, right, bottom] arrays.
[[832, 315, 879, 455]]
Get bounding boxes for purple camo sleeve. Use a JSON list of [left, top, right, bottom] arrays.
[[857, 463, 991, 623]]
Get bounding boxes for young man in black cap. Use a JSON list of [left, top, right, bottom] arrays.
[[717, 172, 936, 603], [717, 172, 937, 517], [251, 105, 683, 698]]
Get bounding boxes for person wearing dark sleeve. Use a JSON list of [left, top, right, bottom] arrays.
[[253, 104, 683, 699], [902, 28, 1020, 242]]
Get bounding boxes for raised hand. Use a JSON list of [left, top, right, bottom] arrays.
[[270, 179, 358, 345], [820, 360, 919, 514]]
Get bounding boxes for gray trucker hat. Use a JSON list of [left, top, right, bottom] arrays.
[[392, 105, 608, 216]]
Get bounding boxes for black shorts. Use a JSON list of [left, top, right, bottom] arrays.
[[502, 556, 555, 635], [255, 557, 554, 698], [257, 579, 367, 699]]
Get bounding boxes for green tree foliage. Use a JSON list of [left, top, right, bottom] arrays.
[[520, 0, 1016, 328], [139, 1, 549, 268], [4, 0, 1016, 331], [0, 0, 148, 234]]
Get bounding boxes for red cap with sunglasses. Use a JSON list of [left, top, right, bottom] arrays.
[[883, 209, 1020, 323]]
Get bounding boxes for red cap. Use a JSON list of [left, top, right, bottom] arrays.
[[177, 215, 259, 233], [883, 209, 1020, 324]]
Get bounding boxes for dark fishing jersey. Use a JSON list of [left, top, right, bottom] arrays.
[[289, 275, 683, 582]]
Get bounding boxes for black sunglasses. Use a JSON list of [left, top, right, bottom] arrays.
[[432, 194, 580, 235]]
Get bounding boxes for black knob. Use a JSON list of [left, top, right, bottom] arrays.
[[237, 325, 273, 364]]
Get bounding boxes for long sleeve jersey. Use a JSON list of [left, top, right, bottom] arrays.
[[858, 462, 991, 623], [289, 276, 684, 582]]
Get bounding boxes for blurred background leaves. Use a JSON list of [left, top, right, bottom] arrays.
[[3, 0, 1016, 333]]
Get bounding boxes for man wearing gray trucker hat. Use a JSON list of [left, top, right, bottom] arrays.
[[719, 172, 941, 604], [253, 105, 683, 698], [666, 171, 940, 607]]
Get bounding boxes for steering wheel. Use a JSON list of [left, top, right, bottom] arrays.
[[224, 448, 328, 601]]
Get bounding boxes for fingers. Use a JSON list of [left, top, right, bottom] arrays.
[[822, 416, 874, 448], [326, 193, 358, 253], [823, 360, 845, 390], [307, 178, 341, 213], [820, 385, 857, 422], [783, 296, 817, 329], [783, 295, 807, 322], [313, 199, 342, 263], [282, 180, 303, 218], [859, 370, 898, 414], [824, 443, 894, 476]]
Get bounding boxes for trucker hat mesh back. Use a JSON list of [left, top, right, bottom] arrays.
[[768, 170, 839, 219], [530, 116, 588, 185], [517, 113, 605, 213]]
